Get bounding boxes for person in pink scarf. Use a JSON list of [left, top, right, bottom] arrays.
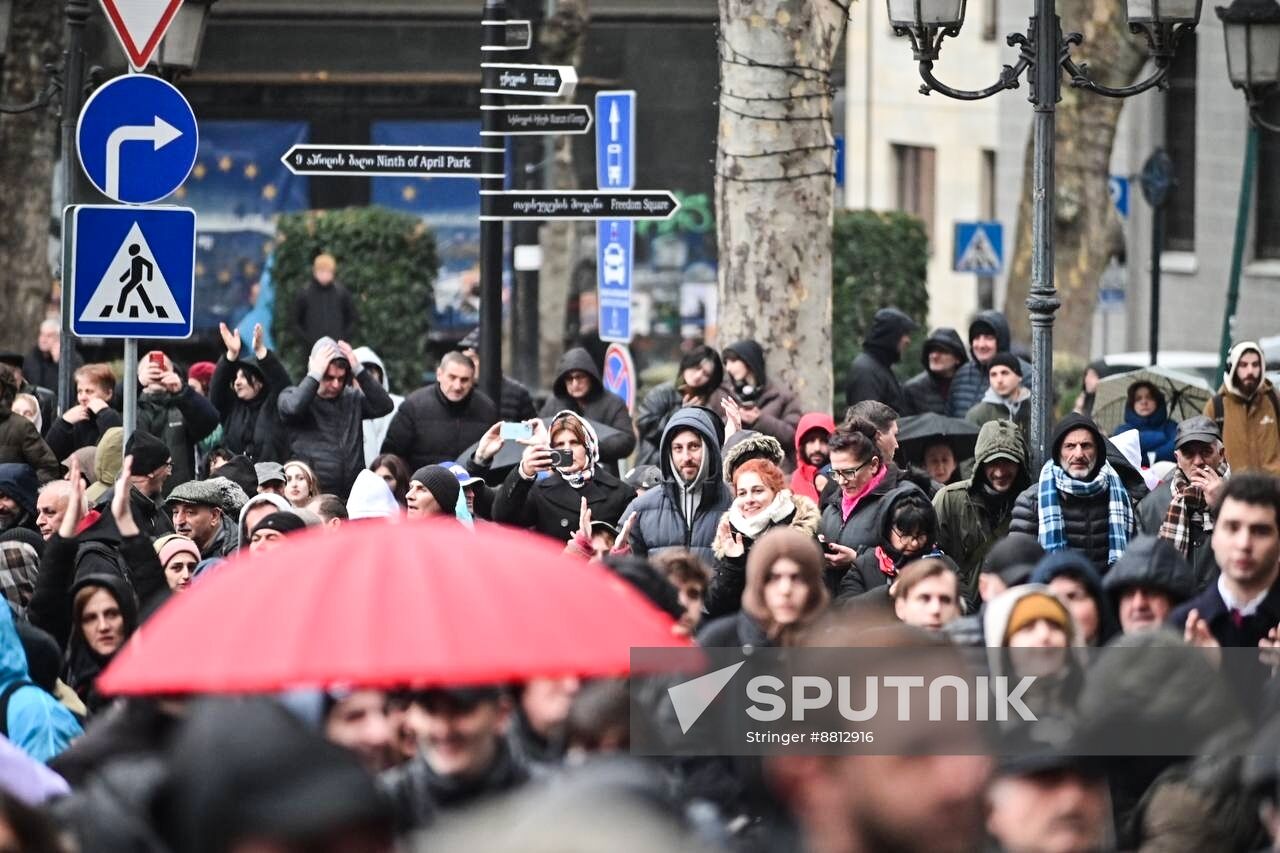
[[817, 416, 901, 595]]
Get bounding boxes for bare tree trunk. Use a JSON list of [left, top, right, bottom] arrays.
[[1004, 0, 1144, 356], [537, 0, 588, 389], [715, 0, 846, 413], [0, 0, 62, 350]]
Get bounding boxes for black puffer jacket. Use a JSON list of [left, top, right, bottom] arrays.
[[381, 384, 497, 473], [1009, 414, 1133, 573], [136, 387, 220, 495], [843, 308, 917, 414], [380, 738, 531, 833], [538, 348, 636, 466], [209, 352, 291, 463], [492, 464, 633, 542], [946, 311, 1032, 417], [836, 483, 945, 601], [45, 407, 123, 460], [902, 327, 967, 417]]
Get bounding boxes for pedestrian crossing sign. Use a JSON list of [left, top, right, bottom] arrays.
[[67, 205, 196, 339], [953, 221, 1003, 276]]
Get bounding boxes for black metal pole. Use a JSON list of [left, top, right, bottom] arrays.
[[1149, 202, 1163, 367], [479, 0, 506, 406], [514, 139, 540, 387], [57, 0, 90, 416]]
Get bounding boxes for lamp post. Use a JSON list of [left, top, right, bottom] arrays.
[[1215, 0, 1280, 373], [886, 0, 1200, 467]]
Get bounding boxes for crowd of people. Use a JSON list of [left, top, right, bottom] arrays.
[[1, 282, 1280, 852]]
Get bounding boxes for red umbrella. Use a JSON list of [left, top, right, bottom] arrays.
[[98, 519, 687, 696]]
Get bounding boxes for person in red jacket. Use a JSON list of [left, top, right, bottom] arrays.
[[789, 412, 834, 503]]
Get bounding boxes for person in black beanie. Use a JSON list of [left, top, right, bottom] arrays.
[[965, 350, 1031, 446], [406, 465, 460, 519], [247, 511, 309, 552], [96, 430, 173, 540]]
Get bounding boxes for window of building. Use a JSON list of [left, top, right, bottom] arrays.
[[1257, 99, 1280, 260], [1163, 34, 1197, 253], [893, 143, 936, 247]]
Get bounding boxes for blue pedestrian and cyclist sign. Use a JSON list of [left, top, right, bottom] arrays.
[[68, 205, 196, 339], [953, 221, 1004, 276], [76, 74, 198, 205]]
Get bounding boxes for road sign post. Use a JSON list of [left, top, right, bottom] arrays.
[[100, 0, 185, 71], [478, 0, 507, 406], [595, 91, 637, 343]]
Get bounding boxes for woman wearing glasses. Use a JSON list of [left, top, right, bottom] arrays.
[[835, 483, 955, 602], [817, 416, 902, 593]]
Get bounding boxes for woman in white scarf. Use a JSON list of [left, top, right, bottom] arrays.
[[704, 458, 821, 618]]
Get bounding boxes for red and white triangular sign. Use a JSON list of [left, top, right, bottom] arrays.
[[99, 0, 185, 71]]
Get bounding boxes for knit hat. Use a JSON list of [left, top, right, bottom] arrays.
[[987, 352, 1023, 377], [981, 534, 1044, 586], [187, 361, 216, 388], [456, 328, 480, 352], [1004, 592, 1071, 643], [410, 465, 460, 517], [165, 477, 250, 517], [250, 511, 308, 538], [154, 534, 201, 568], [126, 430, 171, 476]]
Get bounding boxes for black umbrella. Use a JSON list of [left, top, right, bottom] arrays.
[[456, 416, 627, 485], [896, 413, 981, 467]]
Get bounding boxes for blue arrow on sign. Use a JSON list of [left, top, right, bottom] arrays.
[[68, 205, 196, 339], [76, 75, 198, 205], [595, 91, 635, 191]]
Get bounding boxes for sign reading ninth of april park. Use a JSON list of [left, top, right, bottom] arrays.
[[281, 145, 505, 179]]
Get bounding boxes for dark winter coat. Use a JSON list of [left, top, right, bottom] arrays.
[[64, 573, 141, 715], [23, 346, 81, 396], [620, 407, 733, 566], [0, 410, 59, 483], [497, 376, 537, 423], [380, 738, 532, 833], [902, 327, 968, 416], [1114, 405, 1178, 465], [721, 339, 804, 468], [538, 348, 636, 465], [45, 408, 123, 461], [381, 384, 498, 472], [278, 343, 395, 496], [93, 485, 172, 542], [834, 483, 943, 601], [933, 419, 1031, 606], [818, 463, 903, 592], [1031, 550, 1118, 645], [209, 352, 292, 462], [634, 383, 730, 468], [843, 308, 916, 414], [1169, 578, 1280, 648], [946, 310, 1033, 417], [703, 494, 822, 619], [1103, 534, 1197, 620], [293, 278, 356, 349], [135, 387, 220, 495], [0, 463, 40, 533], [492, 464, 633, 542], [1136, 475, 1219, 592], [965, 388, 1032, 448], [1009, 414, 1132, 573], [696, 609, 771, 649]]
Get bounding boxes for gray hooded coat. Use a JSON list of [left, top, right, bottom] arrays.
[[618, 407, 732, 566]]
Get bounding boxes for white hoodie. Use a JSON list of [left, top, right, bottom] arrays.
[[353, 347, 404, 466], [346, 469, 401, 520]]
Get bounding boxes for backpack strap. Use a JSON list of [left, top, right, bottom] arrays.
[[0, 680, 36, 739]]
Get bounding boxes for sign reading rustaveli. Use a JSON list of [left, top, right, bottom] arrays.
[[629, 645, 1265, 757]]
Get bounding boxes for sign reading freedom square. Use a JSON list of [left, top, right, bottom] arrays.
[[480, 190, 680, 221]]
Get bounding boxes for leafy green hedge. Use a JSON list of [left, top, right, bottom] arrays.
[[271, 208, 437, 393], [832, 211, 930, 383]]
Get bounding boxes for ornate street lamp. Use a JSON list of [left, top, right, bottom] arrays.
[[1214, 0, 1280, 371], [886, 0, 1201, 466]]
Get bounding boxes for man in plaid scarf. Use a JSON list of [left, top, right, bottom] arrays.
[[1137, 416, 1229, 592]]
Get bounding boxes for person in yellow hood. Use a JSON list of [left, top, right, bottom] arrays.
[[1204, 341, 1280, 476]]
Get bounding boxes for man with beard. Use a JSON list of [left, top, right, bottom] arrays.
[[790, 412, 835, 503], [0, 463, 38, 535], [1205, 341, 1280, 476], [933, 420, 1030, 610], [380, 687, 531, 832]]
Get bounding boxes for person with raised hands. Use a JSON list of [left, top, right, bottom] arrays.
[[210, 321, 292, 463]]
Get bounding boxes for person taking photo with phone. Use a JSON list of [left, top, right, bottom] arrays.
[[491, 413, 632, 542]]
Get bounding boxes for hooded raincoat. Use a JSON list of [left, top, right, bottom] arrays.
[[933, 419, 1031, 605], [843, 308, 917, 414], [352, 347, 404, 467], [1203, 341, 1280, 476], [0, 601, 82, 762], [790, 412, 835, 503], [902, 327, 968, 416], [619, 407, 733, 565], [1030, 550, 1118, 646], [539, 348, 637, 466]]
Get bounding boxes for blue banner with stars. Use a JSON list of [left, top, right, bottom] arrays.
[[167, 121, 310, 334]]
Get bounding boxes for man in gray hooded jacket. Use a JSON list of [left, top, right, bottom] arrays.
[[618, 407, 732, 566], [278, 337, 394, 497]]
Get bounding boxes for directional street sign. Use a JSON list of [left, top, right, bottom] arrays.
[[480, 190, 680, 221], [596, 91, 636, 190], [480, 105, 593, 136], [77, 74, 197, 205], [953, 221, 1004, 276], [597, 219, 634, 343], [480, 63, 578, 98], [100, 0, 185, 71], [480, 19, 532, 51], [281, 145, 504, 178], [68, 205, 196, 339]]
